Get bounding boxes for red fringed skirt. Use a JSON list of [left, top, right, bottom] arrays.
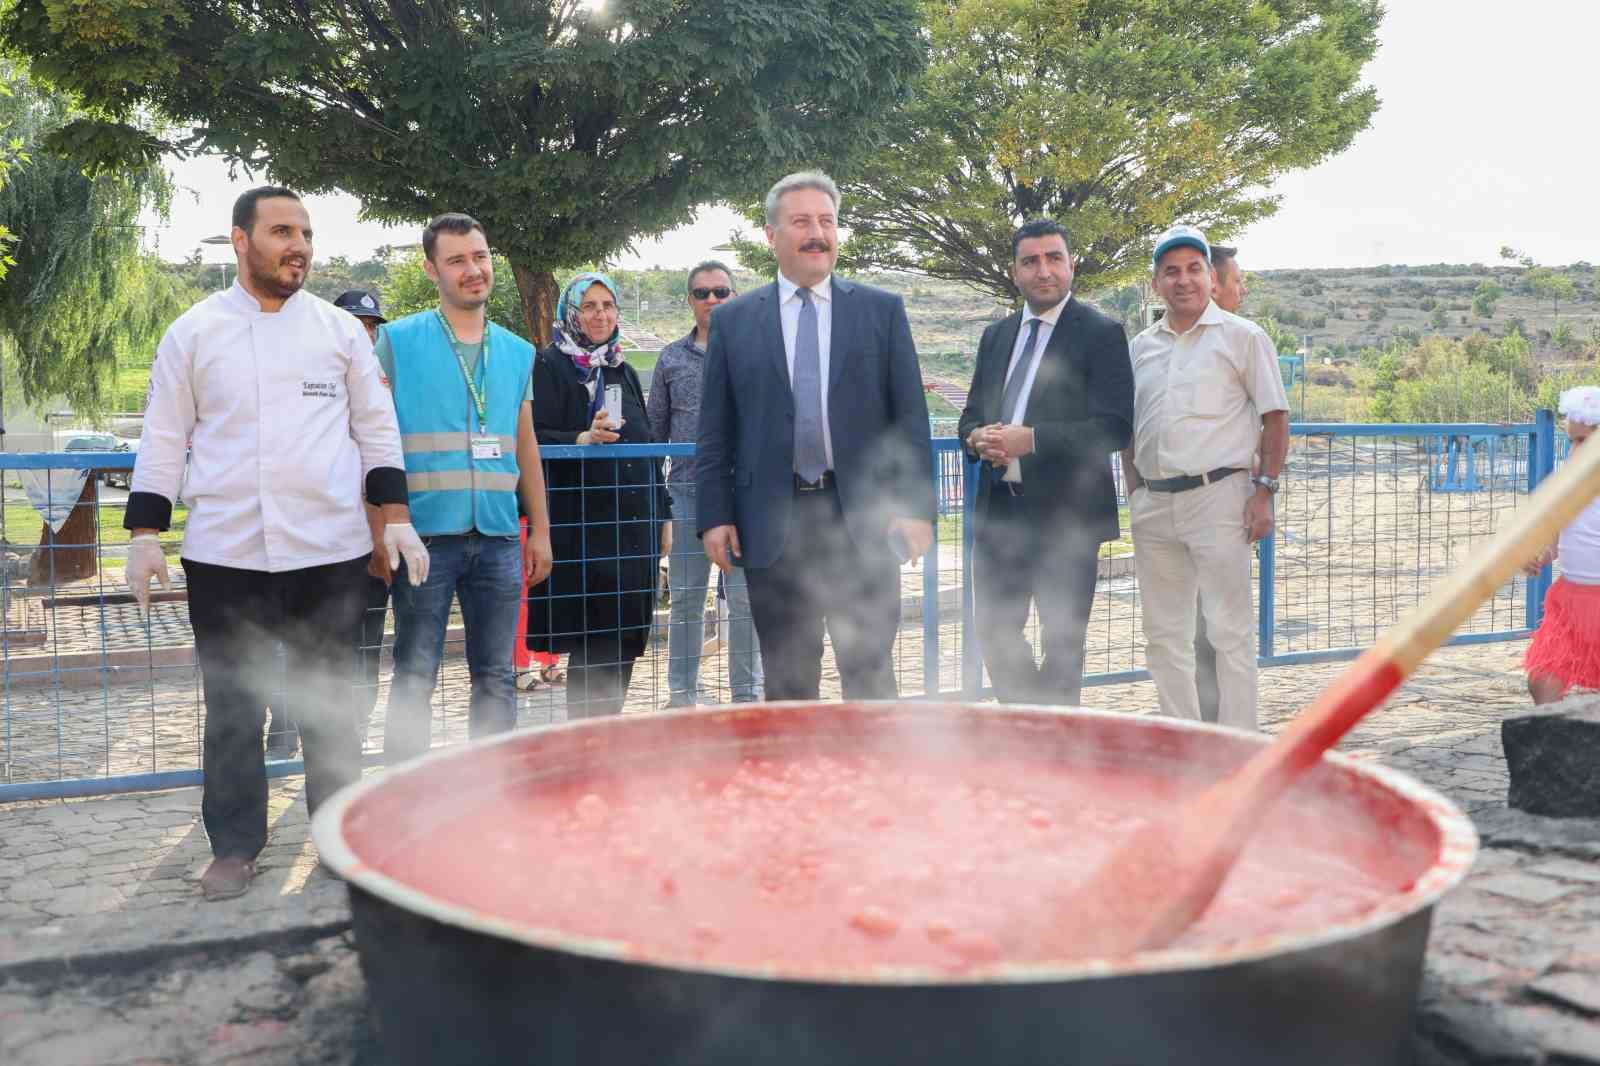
[[1524, 577, 1600, 695]]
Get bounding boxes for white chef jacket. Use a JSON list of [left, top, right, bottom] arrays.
[[131, 283, 404, 572]]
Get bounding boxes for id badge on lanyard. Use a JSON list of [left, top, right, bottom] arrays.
[[439, 310, 498, 459]]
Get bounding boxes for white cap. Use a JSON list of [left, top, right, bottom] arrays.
[[1559, 386, 1600, 426], [1152, 224, 1211, 268]]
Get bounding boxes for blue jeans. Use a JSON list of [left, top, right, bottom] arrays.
[[386, 532, 522, 764], [666, 484, 762, 705]]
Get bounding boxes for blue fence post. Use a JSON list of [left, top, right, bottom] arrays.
[[1257, 530, 1276, 662], [1526, 408, 1558, 629], [960, 458, 983, 698]]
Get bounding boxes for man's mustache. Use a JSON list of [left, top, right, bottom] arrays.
[[800, 240, 831, 253]]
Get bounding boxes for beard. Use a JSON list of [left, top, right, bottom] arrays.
[[448, 276, 491, 310], [244, 243, 307, 300]]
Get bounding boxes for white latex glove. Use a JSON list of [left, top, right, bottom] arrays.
[[126, 533, 171, 615], [383, 522, 430, 586]]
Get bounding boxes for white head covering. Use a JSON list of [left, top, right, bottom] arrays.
[[1558, 386, 1600, 427]]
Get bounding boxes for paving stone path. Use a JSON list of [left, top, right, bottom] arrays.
[[5, 641, 1600, 1064]]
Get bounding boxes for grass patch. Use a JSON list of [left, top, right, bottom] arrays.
[[2, 502, 188, 558], [111, 363, 152, 413]]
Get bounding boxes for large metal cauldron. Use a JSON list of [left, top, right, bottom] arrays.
[[312, 703, 1476, 1066]]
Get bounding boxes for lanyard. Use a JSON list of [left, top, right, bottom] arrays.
[[436, 310, 490, 429]]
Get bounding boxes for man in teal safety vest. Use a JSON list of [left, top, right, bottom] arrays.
[[376, 212, 553, 763]]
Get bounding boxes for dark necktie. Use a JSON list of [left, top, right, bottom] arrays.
[[793, 287, 828, 482], [999, 318, 1043, 424]]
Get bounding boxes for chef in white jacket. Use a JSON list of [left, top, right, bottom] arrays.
[[124, 186, 429, 902]]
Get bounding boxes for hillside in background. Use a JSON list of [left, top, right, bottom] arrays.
[[125, 257, 1600, 425]]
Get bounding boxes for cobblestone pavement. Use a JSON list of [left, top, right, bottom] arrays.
[[6, 641, 1600, 1064]]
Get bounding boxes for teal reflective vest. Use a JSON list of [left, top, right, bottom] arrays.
[[386, 311, 533, 536]]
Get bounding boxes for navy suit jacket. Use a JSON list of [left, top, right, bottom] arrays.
[[695, 276, 936, 570], [957, 297, 1133, 544]]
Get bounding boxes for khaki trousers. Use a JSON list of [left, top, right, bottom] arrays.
[[1129, 472, 1259, 730]]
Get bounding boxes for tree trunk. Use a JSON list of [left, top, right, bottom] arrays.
[[29, 473, 99, 587], [512, 261, 560, 349]]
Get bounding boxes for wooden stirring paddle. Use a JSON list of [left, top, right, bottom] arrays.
[[1068, 431, 1600, 958]]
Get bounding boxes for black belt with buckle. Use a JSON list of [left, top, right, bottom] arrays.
[[793, 471, 835, 493], [1144, 467, 1244, 494]]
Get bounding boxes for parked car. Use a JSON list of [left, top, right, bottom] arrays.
[[62, 433, 137, 489]]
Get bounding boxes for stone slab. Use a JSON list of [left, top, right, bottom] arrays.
[[1473, 873, 1581, 906], [1474, 807, 1600, 860], [1533, 973, 1600, 1017], [1503, 695, 1600, 817]]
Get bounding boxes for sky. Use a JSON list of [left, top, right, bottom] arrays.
[[144, 0, 1599, 274]]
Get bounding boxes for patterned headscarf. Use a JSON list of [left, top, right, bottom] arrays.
[[553, 272, 625, 373]]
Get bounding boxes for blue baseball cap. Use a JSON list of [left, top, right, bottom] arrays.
[[1152, 224, 1211, 268]]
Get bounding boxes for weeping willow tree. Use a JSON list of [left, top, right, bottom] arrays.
[[0, 63, 189, 414]]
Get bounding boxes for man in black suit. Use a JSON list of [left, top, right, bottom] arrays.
[[958, 219, 1134, 705], [696, 171, 936, 701]]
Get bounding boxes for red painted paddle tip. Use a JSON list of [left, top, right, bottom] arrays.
[[1059, 652, 1409, 959]]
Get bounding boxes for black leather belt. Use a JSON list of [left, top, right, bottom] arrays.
[[793, 471, 835, 493], [1144, 467, 1244, 494]]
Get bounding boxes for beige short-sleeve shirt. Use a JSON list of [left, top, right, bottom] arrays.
[[1129, 301, 1289, 481]]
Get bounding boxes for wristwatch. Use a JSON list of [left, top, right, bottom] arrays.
[[1251, 474, 1280, 494]]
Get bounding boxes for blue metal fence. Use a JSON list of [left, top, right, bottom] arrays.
[[0, 416, 1559, 802]]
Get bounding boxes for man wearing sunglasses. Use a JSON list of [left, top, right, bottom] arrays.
[[647, 260, 763, 706]]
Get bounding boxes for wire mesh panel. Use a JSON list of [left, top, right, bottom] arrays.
[[1268, 425, 1537, 661], [0, 420, 1555, 800], [1, 453, 204, 793]]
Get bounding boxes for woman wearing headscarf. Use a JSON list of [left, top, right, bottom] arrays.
[[527, 272, 669, 718]]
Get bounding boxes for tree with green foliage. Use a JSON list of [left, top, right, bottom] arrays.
[[785, 0, 1382, 303], [1368, 351, 1400, 421], [1488, 328, 1534, 392], [1472, 280, 1502, 318], [1098, 284, 1149, 336], [1430, 306, 1449, 331], [1258, 316, 1299, 357], [1536, 366, 1600, 411], [0, 84, 27, 282], [3, 0, 924, 344], [1552, 320, 1579, 355], [0, 64, 192, 412], [1394, 360, 1524, 423], [1526, 268, 1577, 319]]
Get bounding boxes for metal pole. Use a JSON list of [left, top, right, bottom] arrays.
[[1258, 528, 1276, 662], [960, 457, 982, 697], [1526, 407, 1556, 629]]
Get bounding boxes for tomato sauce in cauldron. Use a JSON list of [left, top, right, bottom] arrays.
[[358, 741, 1428, 978]]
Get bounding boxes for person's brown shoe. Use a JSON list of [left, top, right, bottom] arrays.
[[200, 856, 257, 901]]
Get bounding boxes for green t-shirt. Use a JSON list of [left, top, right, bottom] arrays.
[[373, 327, 533, 407]]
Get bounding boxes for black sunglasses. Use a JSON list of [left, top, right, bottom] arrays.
[[690, 286, 733, 300]]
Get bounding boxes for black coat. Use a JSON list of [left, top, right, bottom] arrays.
[[957, 298, 1134, 543], [525, 347, 669, 658]]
